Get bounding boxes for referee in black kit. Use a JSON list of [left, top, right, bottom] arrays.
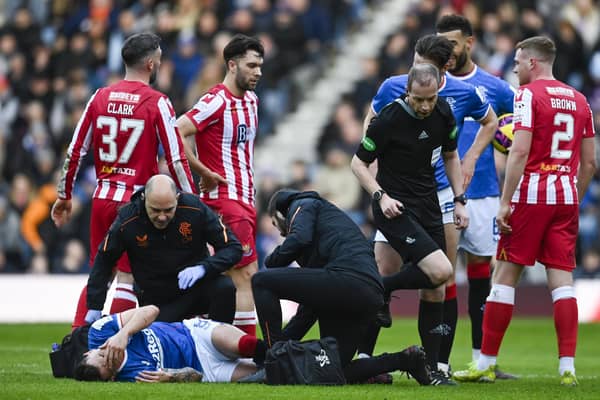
[[350, 63, 468, 382]]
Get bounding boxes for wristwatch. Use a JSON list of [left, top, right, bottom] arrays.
[[373, 189, 386, 201], [453, 193, 467, 205]]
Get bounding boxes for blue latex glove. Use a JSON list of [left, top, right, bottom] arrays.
[[85, 309, 102, 324], [178, 265, 206, 289]]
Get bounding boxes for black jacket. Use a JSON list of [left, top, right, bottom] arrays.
[[266, 190, 383, 291], [87, 191, 242, 309]]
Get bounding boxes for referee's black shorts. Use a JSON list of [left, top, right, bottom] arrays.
[[373, 194, 445, 263]]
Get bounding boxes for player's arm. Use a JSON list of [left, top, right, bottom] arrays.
[[497, 129, 532, 233], [136, 368, 203, 383], [461, 105, 498, 190], [442, 149, 469, 229], [155, 97, 196, 193], [351, 115, 404, 219], [198, 203, 243, 277], [265, 199, 320, 267], [576, 138, 597, 199], [52, 91, 98, 227], [87, 218, 128, 311], [176, 115, 228, 193], [101, 305, 160, 371]]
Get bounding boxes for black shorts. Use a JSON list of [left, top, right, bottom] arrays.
[[373, 194, 444, 263]]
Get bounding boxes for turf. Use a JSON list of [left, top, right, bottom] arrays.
[[0, 318, 598, 399]]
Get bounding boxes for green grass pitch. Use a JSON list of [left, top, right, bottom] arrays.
[[0, 318, 598, 399]]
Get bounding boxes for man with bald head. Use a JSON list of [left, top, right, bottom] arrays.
[[86, 174, 243, 323]]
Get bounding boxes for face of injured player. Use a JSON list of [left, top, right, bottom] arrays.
[[84, 349, 117, 381]]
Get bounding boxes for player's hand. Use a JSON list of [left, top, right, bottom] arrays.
[[177, 265, 206, 289], [379, 195, 404, 219], [84, 309, 102, 325], [461, 155, 476, 190], [453, 203, 469, 229], [497, 202, 512, 234], [100, 331, 128, 371], [51, 199, 72, 228], [136, 370, 172, 383], [199, 171, 228, 192]]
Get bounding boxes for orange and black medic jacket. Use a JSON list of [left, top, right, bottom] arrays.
[[87, 189, 242, 310]]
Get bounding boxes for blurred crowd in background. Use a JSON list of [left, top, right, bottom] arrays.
[[1, 0, 599, 281]]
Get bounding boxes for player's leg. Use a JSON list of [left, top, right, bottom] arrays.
[[417, 250, 453, 384], [220, 202, 259, 336], [540, 205, 579, 384], [454, 203, 543, 383], [227, 259, 258, 336], [437, 221, 459, 373], [184, 318, 259, 382], [356, 238, 402, 358]]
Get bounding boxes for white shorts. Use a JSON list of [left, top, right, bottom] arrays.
[[458, 197, 500, 256], [183, 318, 241, 383], [437, 186, 455, 225]]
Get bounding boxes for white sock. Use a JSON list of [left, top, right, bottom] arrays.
[[477, 354, 496, 371], [438, 362, 449, 373], [357, 353, 370, 359], [559, 357, 575, 375], [472, 349, 481, 363]]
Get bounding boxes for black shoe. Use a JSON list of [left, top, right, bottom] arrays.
[[364, 372, 393, 384], [237, 368, 266, 384], [402, 345, 432, 386], [375, 301, 392, 328], [430, 369, 458, 386], [494, 365, 518, 380]]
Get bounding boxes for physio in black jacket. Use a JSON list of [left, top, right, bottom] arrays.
[[252, 190, 432, 385], [256, 190, 386, 355], [87, 174, 242, 324]]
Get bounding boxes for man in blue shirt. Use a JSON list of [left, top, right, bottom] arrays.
[[358, 34, 497, 385], [75, 305, 263, 382], [436, 15, 516, 377]]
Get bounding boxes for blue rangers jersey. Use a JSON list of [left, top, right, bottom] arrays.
[[89, 315, 202, 382], [371, 73, 490, 193], [452, 65, 515, 198]]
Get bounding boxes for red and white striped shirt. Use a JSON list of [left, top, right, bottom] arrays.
[[58, 80, 195, 202], [512, 79, 595, 205], [185, 83, 258, 206]]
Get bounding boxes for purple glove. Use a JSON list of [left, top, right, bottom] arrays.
[[178, 265, 206, 289]]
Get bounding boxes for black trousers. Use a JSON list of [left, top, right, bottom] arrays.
[[252, 267, 383, 366], [138, 275, 236, 324]]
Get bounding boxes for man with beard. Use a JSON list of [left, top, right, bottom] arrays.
[[177, 34, 264, 337], [52, 33, 195, 330]]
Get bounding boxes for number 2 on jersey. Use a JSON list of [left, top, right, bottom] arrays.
[[550, 112, 573, 160], [97, 116, 144, 163]]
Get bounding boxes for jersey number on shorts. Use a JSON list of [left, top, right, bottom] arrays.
[[550, 113, 574, 160], [97, 116, 145, 163]]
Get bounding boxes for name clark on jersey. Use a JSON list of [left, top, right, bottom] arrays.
[[108, 102, 135, 115]]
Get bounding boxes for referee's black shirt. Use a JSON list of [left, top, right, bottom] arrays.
[[356, 95, 457, 200]]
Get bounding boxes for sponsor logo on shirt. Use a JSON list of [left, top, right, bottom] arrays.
[[418, 130, 429, 140], [237, 124, 248, 144], [101, 165, 136, 176], [108, 92, 141, 103]]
